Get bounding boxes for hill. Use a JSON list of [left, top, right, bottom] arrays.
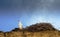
[[0, 23, 60, 37], [25, 23, 56, 32]]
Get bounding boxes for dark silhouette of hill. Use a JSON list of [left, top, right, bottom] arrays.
[[11, 23, 56, 32], [11, 28, 23, 31], [25, 23, 56, 32]]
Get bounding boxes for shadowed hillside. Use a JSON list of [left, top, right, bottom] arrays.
[[25, 23, 56, 32], [0, 23, 60, 37]]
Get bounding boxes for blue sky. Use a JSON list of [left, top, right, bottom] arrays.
[[0, 0, 60, 32]]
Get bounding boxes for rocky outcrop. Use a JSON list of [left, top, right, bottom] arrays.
[[25, 23, 56, 32]]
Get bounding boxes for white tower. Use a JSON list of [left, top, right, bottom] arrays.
[[18, 20, 23, 29]]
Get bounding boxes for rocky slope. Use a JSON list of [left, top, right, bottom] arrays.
[[25, 23, 56, 32], [0, 23, 60, 37]]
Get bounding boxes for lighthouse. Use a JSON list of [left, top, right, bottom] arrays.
[[18, 20, 23, 30]]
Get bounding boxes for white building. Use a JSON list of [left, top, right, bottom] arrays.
[[18, 21, 23, 29]]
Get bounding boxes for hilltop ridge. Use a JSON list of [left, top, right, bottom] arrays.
[[10, 23, 56, 32], [25, 23, 56, 32]]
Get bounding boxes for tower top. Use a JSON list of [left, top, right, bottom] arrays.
[[18, 20, 23, 29]]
